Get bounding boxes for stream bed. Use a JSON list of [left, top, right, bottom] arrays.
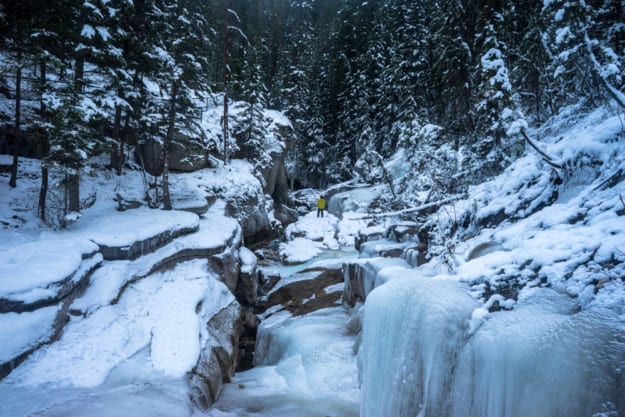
[[205, 250, 361, 417]]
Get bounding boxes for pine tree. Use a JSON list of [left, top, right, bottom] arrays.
[[539, 0, 625, 109], [473, 10, 515, 151], [43, 84, 95, 222], [141, 0, 215, 209], [77, 0, 136, 175], [232, 50, 271, 184]]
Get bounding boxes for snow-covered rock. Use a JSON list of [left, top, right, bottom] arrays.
[[259, 266, 344, 317]]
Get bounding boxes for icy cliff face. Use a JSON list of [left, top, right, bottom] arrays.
[[359, 273, 625, 417], [450, 289, 625, 417], [359, 273, 477, 417]]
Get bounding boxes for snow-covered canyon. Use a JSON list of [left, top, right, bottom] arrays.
[[2, 107, 625, 417]]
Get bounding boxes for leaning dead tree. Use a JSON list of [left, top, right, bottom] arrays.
[[521, 129, 564, 170]]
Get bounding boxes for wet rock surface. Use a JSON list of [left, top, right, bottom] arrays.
[[258, 266, 344, 317]]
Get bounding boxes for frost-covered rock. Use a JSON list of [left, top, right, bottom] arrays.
[[188, 280, 242, 409], [234, 247, 259, 306], [135, 134, 213, 175], [342, 257, 410, 307]]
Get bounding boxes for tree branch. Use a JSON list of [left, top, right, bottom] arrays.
[[521, 129, 564, 170], [584, 32, 625, 111]]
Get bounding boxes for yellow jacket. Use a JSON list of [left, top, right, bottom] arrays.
[[317, 198, 326, 209]]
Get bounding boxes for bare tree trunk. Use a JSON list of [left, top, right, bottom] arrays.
[[113, 103, 123, 175], [38, 61, 49, 221], [162, 81, 178, 211], [67, 174, 80, 213], [38, 164, 49, 221], [9, 63, 21, 188], [223, 0, 229, 164], [67, 56, 85, 213]]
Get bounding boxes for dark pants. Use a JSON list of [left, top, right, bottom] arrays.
[[317, 208, 324, 217]]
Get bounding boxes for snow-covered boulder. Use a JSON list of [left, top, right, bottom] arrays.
[[135, 134, 213, 176]]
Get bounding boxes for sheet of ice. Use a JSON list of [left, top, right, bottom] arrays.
[[450, 289, 625, 417], [359, 273, 477, 417], [0, 306, 60, 362], [208, 306, 360, 417], [261, 247, 358, 278], [359, 269, 625, 417]]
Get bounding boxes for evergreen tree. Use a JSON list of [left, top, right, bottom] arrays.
[[232, 50, 271, 184], [142, 0, 215, 209], [77, 0, 136, 175], [473, 11, 515, 155], [539, 0, 625, 109]]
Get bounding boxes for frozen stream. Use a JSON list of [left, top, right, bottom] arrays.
[[205, 249, 361, 417], [206, 307, 360, 417]]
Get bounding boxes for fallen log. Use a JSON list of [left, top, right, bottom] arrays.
[[352, 194, 466, 220]]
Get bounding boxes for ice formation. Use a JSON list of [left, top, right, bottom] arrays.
[[359, 272, 625, 417]]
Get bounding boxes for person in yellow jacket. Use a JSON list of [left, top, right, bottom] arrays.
[[317, 195, 326, 217]]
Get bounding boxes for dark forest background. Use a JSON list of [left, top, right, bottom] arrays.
[[1, 0, 623, 209]]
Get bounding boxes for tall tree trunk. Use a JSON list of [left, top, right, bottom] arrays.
[[162, 81, 178, 211], [67, 174, 80, 213], [223, 0, 230, 164], [67, 56, 85, 213], [38, 61, 49, 221], [9, 63, 22, 188], [112, 103, 123, 175]]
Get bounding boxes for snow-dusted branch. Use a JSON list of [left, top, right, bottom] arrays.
[[352, 195, 466, 220], [227, 25, 249, 44], [584, 32, 625, 110], [227, 9, 240, 23], [521, 129, 564, 170]]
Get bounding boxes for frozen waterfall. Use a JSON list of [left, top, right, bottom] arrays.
[[359, 273, 625, 417]]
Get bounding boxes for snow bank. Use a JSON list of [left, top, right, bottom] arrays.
[[0, 238, 98, 301], [279, 212, 340, 264], [0, 306, 60, 362]]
